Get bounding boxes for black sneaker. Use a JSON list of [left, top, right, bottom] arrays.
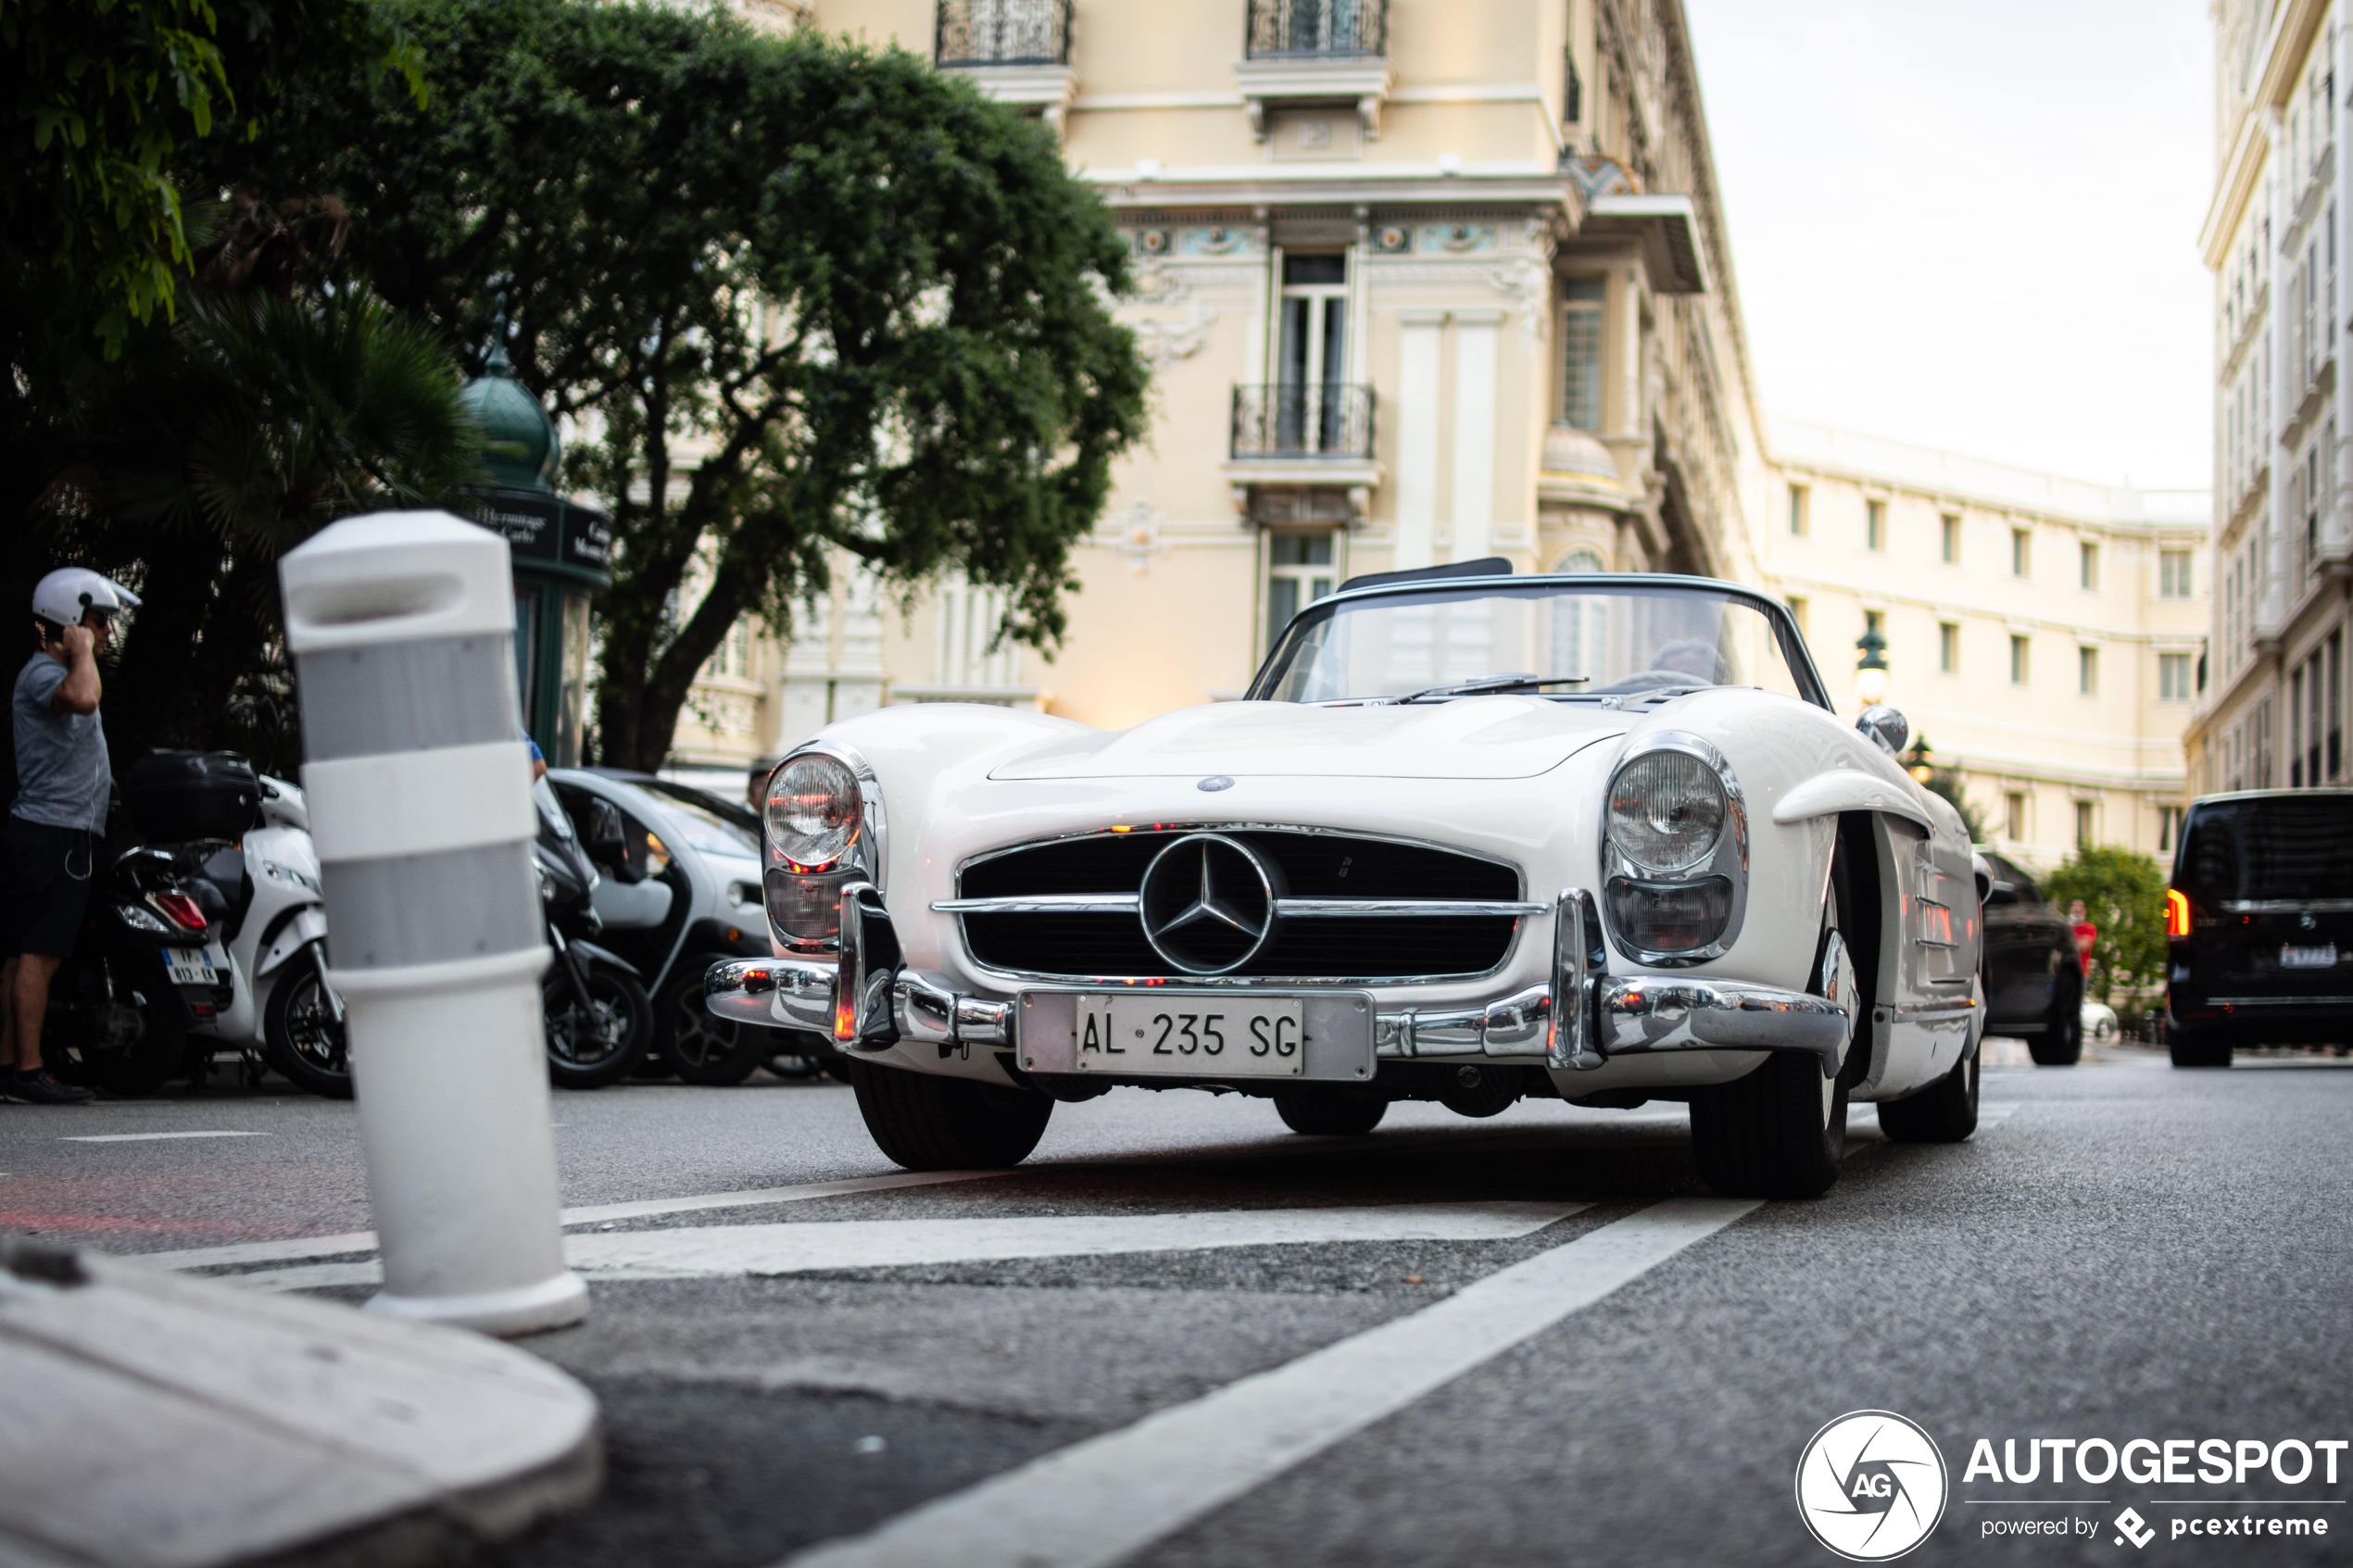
[[3, 1070, 96, 1105]]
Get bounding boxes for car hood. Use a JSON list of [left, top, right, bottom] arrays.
[[987, 698, 1628, 782]]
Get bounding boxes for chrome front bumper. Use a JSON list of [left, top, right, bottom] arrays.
[[706, 884, 1856, 1074]]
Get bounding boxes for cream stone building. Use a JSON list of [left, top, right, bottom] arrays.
[[2189, 0, 2353, 801], [660, 0, 2211, 875]]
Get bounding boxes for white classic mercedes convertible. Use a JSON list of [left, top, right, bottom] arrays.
[[709, 567, 1985, 1198]]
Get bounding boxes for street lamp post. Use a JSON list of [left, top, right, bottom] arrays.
[[1854, 625, 1889, 708], [1902, 734, 1935, 785]]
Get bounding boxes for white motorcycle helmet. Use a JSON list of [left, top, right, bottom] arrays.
[[31, 567, 141, 632]]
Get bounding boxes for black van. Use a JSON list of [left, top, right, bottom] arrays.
[[2166, 790, 2353, 1066]]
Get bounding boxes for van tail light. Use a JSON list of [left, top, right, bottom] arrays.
[[2165, 888, 2191, 939]]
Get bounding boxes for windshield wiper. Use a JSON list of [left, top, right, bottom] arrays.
[[1385, 673, 1592, 706]]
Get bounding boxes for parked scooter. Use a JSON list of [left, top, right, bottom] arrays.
[[534, 777, 651, 1089], [48, 753, 345, 1098]]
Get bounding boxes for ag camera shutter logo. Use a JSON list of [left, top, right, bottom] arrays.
[[1795, 1410, 1949, 1561]]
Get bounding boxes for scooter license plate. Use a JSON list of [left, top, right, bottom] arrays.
[[165, 946, 220, 985]]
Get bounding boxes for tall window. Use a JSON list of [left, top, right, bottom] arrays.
[[1940, 513, 1959, 564], [1865, 499, 1886, 552], [2075, 799, 2095, 850], [1938, 622, 1958, 673], [2159, 652, 2192, 702], [2158, 804, 2184, 854], [1788, 483, 1809, 537], [1559, 276, 1605, 430], [2005, 791, 2030, 842], [2078, 645, 2098, 696], [1266, 532, 1337, 647], [1277, 253, 1349, 450], [2159, 549, 2193, 597], [2009, 634, 2031, 684], [2011, 528, 2032, 577], [2079, 540, 2100, 590]]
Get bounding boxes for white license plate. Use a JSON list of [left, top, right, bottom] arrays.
[[164, 946, 220, 985], [2280, 944, 2338, 970], [1071, 994, 1305, 1077]]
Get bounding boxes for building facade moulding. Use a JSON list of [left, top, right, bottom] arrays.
[[1232, 56, 1395, 143]]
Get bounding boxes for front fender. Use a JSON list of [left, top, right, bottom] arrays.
[[569, 939, 642, 980], [256, 906, 329, 977], [1769, 769, 1935, 832]]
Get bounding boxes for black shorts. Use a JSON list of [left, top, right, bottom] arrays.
[[3, 819, 97, 958]]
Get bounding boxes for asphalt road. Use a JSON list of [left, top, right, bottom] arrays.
[[5, 1044, 2351, 1567]]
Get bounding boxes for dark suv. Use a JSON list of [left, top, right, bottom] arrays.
[[1979, 850, 2086, 1065], [2167, 790, 2353, 1067]]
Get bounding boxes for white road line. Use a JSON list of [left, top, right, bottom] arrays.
[[61, 1130, 271, 1144], [137, 1169, 1006, 1273], [782, 1194, 1759, 1568], [221, 1202, 1588, 1292]]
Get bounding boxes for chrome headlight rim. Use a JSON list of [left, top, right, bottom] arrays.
[[1605, 747, 1730, 874], [761, 739, 887, 952], [1598, 731, 1750, 968]]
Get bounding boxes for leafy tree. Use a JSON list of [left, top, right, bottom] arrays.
[[221, 0, 1150, 769], [2045, 846, 2167, 1007]]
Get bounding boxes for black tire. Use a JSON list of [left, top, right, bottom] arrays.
[[543, 961, 653, 1090], [656, 955, 765, 1085], [1877, 1040, 1979, 1144], [2169, 1026, 2233, 1068], [51, 952, 187, 1099], [261, 948, 352, 1099], [2029, 967, 2082, 1066], [849, 1060, 1053, 1169], [1691, 897, 1850, 1200], [1275, 1088, 1390, 1135]]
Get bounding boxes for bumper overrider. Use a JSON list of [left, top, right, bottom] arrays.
[[706, 884, 1856, 1076]]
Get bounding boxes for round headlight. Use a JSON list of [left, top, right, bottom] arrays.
[[765, 753, 862, 872], [1606, 750, 1727, 873]]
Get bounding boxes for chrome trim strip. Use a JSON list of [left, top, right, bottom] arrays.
[[1548, 887, 1605, 1071], [1597, 975, 1851, 1066], [2219, 899, 2353, 913], [929, 894, 1543, 919], [951, 822, 1524, 886], [2205, 994, 2353, 1006]]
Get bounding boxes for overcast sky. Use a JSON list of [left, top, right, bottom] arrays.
[[1685, 0, 2213, 492]]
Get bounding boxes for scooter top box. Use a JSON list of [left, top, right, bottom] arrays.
[[123, 750, 262, 844]]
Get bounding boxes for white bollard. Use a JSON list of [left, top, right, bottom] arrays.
[[279, 510, 586, 1336]]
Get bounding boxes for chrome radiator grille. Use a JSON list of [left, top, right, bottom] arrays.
[[945, 829, 1531, 982]]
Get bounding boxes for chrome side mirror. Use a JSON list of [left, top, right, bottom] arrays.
[[1856, 704, 1909, 756]]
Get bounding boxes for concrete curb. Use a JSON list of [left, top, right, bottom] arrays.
[[0, 1235, 599, 1568]]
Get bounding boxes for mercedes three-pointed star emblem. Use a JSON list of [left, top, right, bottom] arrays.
[[1137, 832, 1278, 974]]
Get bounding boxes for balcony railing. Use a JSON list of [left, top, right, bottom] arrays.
[[1232, 383, 1376, 459], [936, 0, 1072, 68], [1245, 0, 1388, 59]]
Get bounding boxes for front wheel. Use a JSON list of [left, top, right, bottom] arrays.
[[1691, 899, 1851, 1199], [543, 960, 652, 1090], [1274, 1088, 1389, 1135], [849, 1060, 1053, 1169], [656, 955, 765, 1085], [2028, 966, 2082, 1066], [262, 948, 352, 1098], [1877, 1043, 1978, 1143]]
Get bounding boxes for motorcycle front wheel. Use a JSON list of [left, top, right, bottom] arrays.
[[263, 949, 352, 1099], [543, 961, 652, 1090]]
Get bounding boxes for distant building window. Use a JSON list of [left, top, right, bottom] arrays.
[[1560, 277, 1605, 431], [2158, 652, 2192, 702], [2011, 528, 2032, 577], [1788, 483, 1809, 537], [2075, 799, 2095, 849], [1866, 499, 1887, 552], [1940, 513, 1959, 564], [1267, 531, 1337, 648], [2005, 791, 2030, 842], [1787, 596, 1808, 638], [1939, 622, 1958, 673], [2079, 645, 2098, 696], [2080, 540, 2100, 590], [2158, 803, 2184, 853], [2010, 633, 2031, 684], [2159, 549, 2194, 597]]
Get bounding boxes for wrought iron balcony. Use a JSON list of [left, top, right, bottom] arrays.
[[1246, 0, 1388, 58], [936, 0, 1072, 68], [1232, 383, 1376, 460]]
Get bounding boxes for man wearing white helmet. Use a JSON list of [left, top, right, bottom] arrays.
[[1, 568, 137, 1105]]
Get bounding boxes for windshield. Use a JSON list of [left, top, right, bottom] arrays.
[[1252, 582, 1820, 706], [2179, 796, 2353, 900], [635, 781, 760, 858]]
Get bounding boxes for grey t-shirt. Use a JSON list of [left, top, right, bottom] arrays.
[[11, 653, 110, 833]]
